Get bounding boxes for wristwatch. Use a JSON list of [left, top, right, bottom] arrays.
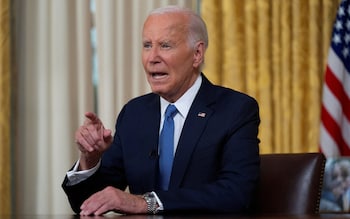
[[142, 192, 159, 214]]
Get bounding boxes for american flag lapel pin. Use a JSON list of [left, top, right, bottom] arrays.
[[197, 112, 206, 118]]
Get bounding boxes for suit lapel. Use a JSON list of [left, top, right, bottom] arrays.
[[170, 75, 216, 188]]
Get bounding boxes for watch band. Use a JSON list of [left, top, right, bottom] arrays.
[[142, 192, 159, 214]]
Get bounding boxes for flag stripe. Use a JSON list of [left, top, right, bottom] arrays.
[[327, 48, 350, 100], [321, 83, 350, 149], [321, 104, 350, 155], [324, 66, 350, 122], [322, 77, 350, 148], [320, 124, 340, 156]]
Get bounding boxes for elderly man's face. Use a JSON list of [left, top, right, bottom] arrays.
[[142, 12, 202, 102]]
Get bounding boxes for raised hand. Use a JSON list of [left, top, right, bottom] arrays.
[[75, 112, 113, 170]]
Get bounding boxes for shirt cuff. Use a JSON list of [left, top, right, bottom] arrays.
[[151, 191, 164, 211], [66, 159, 101, 186]]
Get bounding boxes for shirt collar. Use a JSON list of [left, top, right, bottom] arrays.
[[160, 74, 202, 118]]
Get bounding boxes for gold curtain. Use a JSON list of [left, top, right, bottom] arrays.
[[0, 0, 11, 214], [201, 0, 341, 154]]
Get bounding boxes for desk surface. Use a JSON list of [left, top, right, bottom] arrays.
[[3, 214, 350, 219]]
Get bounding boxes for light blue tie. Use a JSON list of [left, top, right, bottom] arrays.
[[159, 104, 178, 190]]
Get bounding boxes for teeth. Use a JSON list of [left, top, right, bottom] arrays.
[[151, 72, 166, 78]]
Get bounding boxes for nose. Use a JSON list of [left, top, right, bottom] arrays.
[[147, 47, 161, 65]]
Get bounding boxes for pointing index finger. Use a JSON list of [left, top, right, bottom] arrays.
[[84, 112, 100, 124], [85, 111, 97, 119]]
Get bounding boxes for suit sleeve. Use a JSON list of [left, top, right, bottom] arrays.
[[61, 108, 129, 214]]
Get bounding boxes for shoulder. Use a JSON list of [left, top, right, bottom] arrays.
[[200, 75, 258, 109], [215, 84, 256, 102], [115, 93, 160, 127], [211, 85, 259, 119], [124, 92, 159, 107], [118, 92, 160, 116]]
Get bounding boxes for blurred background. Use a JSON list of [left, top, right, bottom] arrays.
[[0, 0, 343, 215]]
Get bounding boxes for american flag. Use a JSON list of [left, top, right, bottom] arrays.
[[320, 0, 350, 157]]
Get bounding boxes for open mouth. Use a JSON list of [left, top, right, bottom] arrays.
[[150, 72, 168, 79]]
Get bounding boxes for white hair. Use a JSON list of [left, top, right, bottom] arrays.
[[149, 5, 209, 50]]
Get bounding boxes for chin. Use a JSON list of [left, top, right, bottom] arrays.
[[151, 90, 164, 96], [149, 86, 162, 94], [149, 83, 165, 92]]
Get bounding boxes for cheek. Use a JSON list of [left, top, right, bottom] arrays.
[[169, 51, 191, 66], [141, 53, 147, 66], [173, 55, 194, 72]]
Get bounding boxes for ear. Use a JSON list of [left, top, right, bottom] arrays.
[[193, 41, 205, 68]]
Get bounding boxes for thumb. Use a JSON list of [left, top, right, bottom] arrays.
[[103, 129, 113, 143]]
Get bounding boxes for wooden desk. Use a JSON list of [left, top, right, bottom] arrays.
[[3, 214, 350, 219]]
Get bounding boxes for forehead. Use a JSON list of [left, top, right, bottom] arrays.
[[142, 13, 189, 40]]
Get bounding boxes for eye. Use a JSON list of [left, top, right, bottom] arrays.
[[160, 42, 171, 49], [143, 42, 152, 49]]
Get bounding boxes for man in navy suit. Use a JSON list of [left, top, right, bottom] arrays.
[[62, 5, 260, 216]]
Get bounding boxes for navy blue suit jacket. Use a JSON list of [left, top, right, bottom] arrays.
[[62, 74, 260, 214]]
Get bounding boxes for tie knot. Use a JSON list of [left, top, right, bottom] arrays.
[[165, 104, 177, 118]]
